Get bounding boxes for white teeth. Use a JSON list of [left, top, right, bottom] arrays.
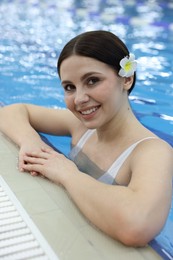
[[81, 107, 98, 115]]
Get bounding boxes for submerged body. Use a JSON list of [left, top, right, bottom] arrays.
[[0, 31, 172, 247]]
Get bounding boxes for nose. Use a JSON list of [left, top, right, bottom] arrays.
[[74, 88, 89, 105]]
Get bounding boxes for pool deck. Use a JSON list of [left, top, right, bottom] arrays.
[[0, 132, 161, 260]]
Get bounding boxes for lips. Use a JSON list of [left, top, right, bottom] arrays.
[[79, 106, 100, 115]]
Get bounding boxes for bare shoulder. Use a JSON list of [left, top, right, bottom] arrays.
[[134, 137, 173, 161], [130, 137, 173, 182]]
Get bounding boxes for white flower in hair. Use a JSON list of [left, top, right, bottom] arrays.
[[118, 53, 137, 77]]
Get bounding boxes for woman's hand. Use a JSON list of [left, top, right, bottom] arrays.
[[21, 148, 79, 185], [18, 140, 54, 174]]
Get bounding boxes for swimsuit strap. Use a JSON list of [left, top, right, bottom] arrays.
[[75, 129, 95, 149], [98, 137, 158, 184], [69, 129, 95, 160]]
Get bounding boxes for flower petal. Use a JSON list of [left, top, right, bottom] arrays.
[[120, 56, 128, 67], [118, 68, 126, 77], [118, 54, 137, 77], [128, 53, 135, 61]]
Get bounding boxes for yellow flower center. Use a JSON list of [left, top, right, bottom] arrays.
[[124, 61, 132, 72]]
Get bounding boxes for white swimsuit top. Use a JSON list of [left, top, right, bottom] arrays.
[[69, 129, 157, 185]]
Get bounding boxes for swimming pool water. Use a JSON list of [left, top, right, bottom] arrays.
[[0, 0, 173, 258]]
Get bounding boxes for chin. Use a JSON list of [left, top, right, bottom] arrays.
[[82, 120, 102, 129]]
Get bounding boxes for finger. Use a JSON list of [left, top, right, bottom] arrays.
[[23, 155, 46, 165], [41, 147, 53, 154], [31, 171, 39, 176], [25, 151, 49, 160], [22, 163, 43, 175], [18, 155, 26, 172], [41, 147, 62, 157]]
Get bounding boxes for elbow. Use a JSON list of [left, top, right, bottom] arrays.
[[118, 228, 150, 247], [109, 207, 166, 247], [114, 220, 158, 247]]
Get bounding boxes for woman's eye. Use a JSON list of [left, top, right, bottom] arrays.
[[87, 77, 99, 86], [64, 84, 75, 92]]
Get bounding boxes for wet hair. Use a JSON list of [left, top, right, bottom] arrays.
[[57, 30, 136, 94]]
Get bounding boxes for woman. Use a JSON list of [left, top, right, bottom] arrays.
[[0, 30, 172, 247]]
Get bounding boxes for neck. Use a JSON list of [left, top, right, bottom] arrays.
[[96, 107, 139, 143]]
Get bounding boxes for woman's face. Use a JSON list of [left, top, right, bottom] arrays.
[[60, 55, 130, 129]]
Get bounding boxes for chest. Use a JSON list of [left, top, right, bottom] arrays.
[[73, 137, 133, 185]]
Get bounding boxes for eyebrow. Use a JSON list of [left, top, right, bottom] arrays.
[[61, 80, 71, 86], [81, 72, 101, 81], [61, 72, 101, 85]]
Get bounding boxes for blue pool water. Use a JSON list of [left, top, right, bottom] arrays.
[[0, 0, 173, 258]]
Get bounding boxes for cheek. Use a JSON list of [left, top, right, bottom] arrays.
[[64, 95, 75, 111], [100, 84, 124, 112], [94, 82, 112, 100], [96, 84, 119, 103]]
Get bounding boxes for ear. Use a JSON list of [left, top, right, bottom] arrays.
[[123, 76, 134, 91]]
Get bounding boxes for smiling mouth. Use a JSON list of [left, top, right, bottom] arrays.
[[80, 106, 100, 115]]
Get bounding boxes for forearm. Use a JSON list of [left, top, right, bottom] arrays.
[[0, 104, 41, 146], [62, 173, 142, 245], [62, 172, 152, 246]]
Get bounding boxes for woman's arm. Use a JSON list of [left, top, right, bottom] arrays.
[[0, 103, 78, 144], [0, 103, 80, 170], [0, 103, 39, 146], [63, 141, 172, 247], [21, 139, 173, 247]]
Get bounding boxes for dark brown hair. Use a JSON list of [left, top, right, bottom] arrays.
[[57, 30, 136, 94]]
